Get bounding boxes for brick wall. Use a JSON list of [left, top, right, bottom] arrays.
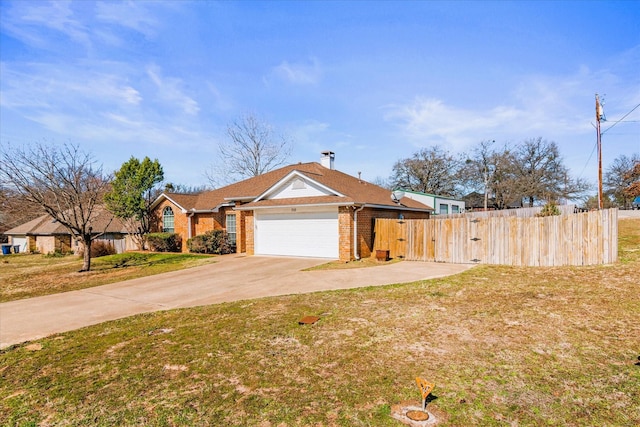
[[237, 210, 247, 253], [245, 211, 254, 255], [152, 199, 189, 252], [338, 207, 354, 261], [338, 207, 430, 261], [152, 200, 245, 253], [150, 199, 429, 258]]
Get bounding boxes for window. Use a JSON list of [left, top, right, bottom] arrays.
[[163, 207, 174, 233], [226, 214, 237, 247], [439, 204, 449, 215], [452, 205, 460, 213]]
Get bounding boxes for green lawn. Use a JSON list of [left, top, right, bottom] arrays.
[[1, 219, 639, 426], [0, 252, 217, 302]]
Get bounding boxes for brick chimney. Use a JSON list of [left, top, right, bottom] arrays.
[[320, 151, 335, 170]]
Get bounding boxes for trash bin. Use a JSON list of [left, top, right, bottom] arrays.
[[1, 245, 11, 255], [13, 245, 20, 254]]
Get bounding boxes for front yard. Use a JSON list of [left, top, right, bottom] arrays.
[[0, 252, 216, 302], [1, 219, 639, 426]]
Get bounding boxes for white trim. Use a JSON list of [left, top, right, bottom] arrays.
[[150, 193, 187, 211], [253, 170, 346, 202], [362, 203, 433, 212], [235, 201, 353, 211], [353, 205, 365, 260]]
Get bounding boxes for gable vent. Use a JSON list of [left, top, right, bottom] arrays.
[[292, 178, 306, 190]]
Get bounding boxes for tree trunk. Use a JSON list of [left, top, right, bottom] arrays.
[[81, 236, 92, 272]]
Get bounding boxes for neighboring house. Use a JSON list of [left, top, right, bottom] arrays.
[[150, 152, 433, 261], [4, 207, 134, 254], [400, 190, 466, 215], [462, 192, 524, 211]]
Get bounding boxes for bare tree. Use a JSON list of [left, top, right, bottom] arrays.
[[623, 161, 640, 198], [206, 113, 292, 186], [604, 153, 640, 207], [0, 143, 111, 271], [0, 185, 45, 237], [371, 176, 393, 190], [511, 138, 589, 207], [163, 183, 210, 194], [390, 146, 462, 196], [462, 140, 520, 210]]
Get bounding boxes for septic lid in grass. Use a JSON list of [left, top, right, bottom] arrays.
[[298, 316, 320, 325], [406, 410, 430, 421]]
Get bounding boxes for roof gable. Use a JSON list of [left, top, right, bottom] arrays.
[[255, 170, 345, 202], [152, 161, 433, 212]]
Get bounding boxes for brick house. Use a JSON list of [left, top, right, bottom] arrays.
[[3, 207, 135, 254], [150, 152, 433, 261]]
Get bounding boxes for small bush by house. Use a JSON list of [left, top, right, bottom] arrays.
[[147, 232, 181, 252], [187, 230, 234, 255], [77, 240, 117, 258]]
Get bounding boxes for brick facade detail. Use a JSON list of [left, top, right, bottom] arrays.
[[153, 198, 429, 260], [152, 199, 237, 253], [245, 211, 254, 255]]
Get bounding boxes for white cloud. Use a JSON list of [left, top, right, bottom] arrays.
[[383, 61, 640, 153], [0, 64, 142, 109], [146, 65, 200, 115], [383, 97, 529, 149], [95, 1, 161, 38], [270, 58, 323, 85], [3, 0, 91, 49], [2, 0, 169, 52], [205, 82, 234, 112]]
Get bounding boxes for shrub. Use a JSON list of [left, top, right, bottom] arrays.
[[77, 240, 117, 258], [146, 232, 181, 252], [536, 202, 561, 217], [91, 241, 117, 258], [187, 229, 233, 255], [78, 240, 116, 258]]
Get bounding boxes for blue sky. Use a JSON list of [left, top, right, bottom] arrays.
[[1, 1, 639, 190]]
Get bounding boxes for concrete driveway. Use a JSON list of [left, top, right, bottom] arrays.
[[0, 255, 472, 348]]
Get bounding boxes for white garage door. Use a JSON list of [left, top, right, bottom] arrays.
[[11, 236, 28, 253], [255, 208, 339, 258]]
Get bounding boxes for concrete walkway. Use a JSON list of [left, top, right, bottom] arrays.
[[0, 255, 472, 348]]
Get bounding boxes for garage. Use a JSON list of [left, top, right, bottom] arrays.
[[254, 207, 339, 258], [10, 236, 28, 253]]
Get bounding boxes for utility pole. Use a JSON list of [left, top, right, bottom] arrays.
[[595, 94, 604, 209], [483, 164, 488, 211]]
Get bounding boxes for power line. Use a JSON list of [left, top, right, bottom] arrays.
[[602, 103, 640, 135], [577, 140, 598, 179]]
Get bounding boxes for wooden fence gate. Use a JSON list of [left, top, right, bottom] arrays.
[[373, 208, 618, 266]]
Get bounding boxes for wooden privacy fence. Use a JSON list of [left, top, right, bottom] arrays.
[[373, 208, 618, 266], [440, 204, 578, 219]]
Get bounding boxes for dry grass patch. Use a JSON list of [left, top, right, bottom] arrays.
[[304, 256, 401, 270], [1, 219, 638, 426], [0, 252, 216, 302]]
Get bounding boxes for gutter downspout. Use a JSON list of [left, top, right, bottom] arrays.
[[353, 205, 365, 260]]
